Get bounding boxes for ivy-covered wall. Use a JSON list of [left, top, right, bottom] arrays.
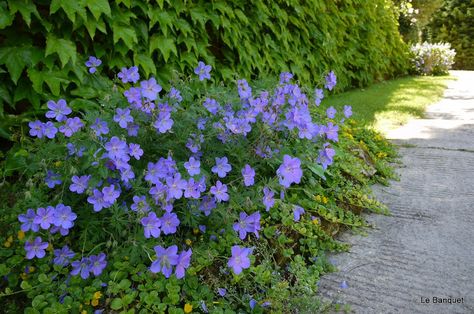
[[0, 0, 408, 141]]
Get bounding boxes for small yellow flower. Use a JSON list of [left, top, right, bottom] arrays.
[[20, 273, 27, 280], [184, 303, 193, 313], [81, 310, 87, 314], [7, 236, 13, 242], [18, 230, 25, 240], [91, 299, 99, 307], [4, 241, 11, 248], [322, 196, 328, 204], [314, 195, 321, 202], [185, 239, 192, 246], [193, 228, 199, 235], [312, 218, 320, 225], [28, 266, 35, 273], [54, 161, 62, 167], [93, 291, 102, 300]]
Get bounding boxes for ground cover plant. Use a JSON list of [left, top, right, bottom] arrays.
[[0, 59, 398, 313]]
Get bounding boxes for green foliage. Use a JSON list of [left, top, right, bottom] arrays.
[[0, 65, 398, 312], [0, 0, 409, 142], [427, 0, 474, 70]]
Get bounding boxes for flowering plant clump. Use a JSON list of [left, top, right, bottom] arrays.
[[410, 42, 456, 75], [0, 58, 397, 313]]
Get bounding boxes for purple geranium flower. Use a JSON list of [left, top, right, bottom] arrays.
[[46, 99, 72, 121], [203, 98, 220, 115], [293, 206, 305, 222], [91, 118, 109, 136], [241, 164, 255, 186], [326, 106, 337, 119], [45, 170, 62, 188], [279, 72, 293, 84], [227, 245, 251, 275], [69, 175, 90, 194], [153, 112, 174, 133], [194, 61, 212, 81], [166, 173, 187, 200], [24, 237, 49, 259], [43, 121, 58, 139], [276, 155, 303, 188], [323, 122, 339, 142], [59, 117, 84, 137], [141, 212, 161, 238], [315, 88, 324, 106], [340, 280, 349, 289], [343, 105, 352, 118], [317, 143, 336, 170], [105, 136, 129, 160], [89, 253, 107, 276], [160, 212, 180, 235], [233, 211, 261, 240], [175, 249, 192, 279], [150, 245, 179, 278], [87, 189, 111, 212], [53, 204, 77, 229], [218, 288, 227, 297], [85, 56, 102, 73], [102, 185, 120, 204], [29, 120, 44, 138], [237, 79, 252, 99], [53, 245, 75, 267], [184, 178, 200, 199], [184, 157, 201, 176], [18, 209, 40, 232], [199, 196, 216, 216], [210, 181, 229, 202], [131, 195, 150, 213], [114, 108, 134, 129], [141, 77, 162, 101], [262, 187, 275, 211], [71, 257, 91, 279], [211, 157, 232, 178], [118, 66, 140, 84], [33, 206, 55, 230], [129, 143, 143, 160], [324, 71, 337, 91]]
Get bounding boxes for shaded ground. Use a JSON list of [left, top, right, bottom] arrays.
[[318, 71, 474, 313]]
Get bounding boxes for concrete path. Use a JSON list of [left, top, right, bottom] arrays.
[[318, 71, 474, 314]]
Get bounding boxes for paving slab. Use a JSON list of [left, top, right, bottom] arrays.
[[318, 71, 474, 314]]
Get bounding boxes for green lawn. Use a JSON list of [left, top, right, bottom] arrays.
[[325, 75, 454, 134]]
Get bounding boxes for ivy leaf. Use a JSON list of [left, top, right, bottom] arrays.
[[149, 35, 176, 62], [0, 2, 14, 29], [189, 6, 208, 28], [44, 71, 70, 96], [112, 23, 138, 49], [0, 47, 26, 84], [45, 35, 77, 68], [7, 0, 40, 27], [148, 9, 174, 36], [134, 53, 156, 77], [50, 0, 87, 23], [84, 0, 111, 20]]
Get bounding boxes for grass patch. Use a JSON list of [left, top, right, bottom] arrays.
[[324, 75, 453, 134]]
